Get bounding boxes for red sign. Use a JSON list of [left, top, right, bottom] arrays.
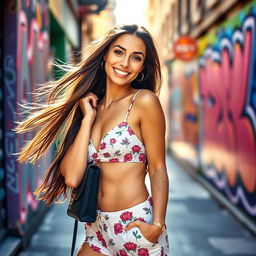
[[173, 36, 198, 61]]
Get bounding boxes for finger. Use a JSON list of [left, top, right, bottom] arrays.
[[124, 221, 139, 231], [93, 97, 98, 107], [89, 93, 98, 100], [91, 96, 97, 107]]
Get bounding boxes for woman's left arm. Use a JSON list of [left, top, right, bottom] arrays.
[[139, 90, 169, 226], [124, 90, 169, 243]]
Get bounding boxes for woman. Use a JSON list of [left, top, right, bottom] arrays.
[[14, 24, 169, 256]]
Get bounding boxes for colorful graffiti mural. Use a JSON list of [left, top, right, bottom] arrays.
[[169, 1, 256, 219], [169, 60, 200, 165], [198, 2, 256, 218], [17, 1, 50, 225], [0, 1, 6, 232], [4, 0, 52, 231]]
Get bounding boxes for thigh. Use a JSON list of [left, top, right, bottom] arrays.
[[77, 242, 110, 256]]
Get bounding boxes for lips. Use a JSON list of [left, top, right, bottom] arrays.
[[113, 68, 130, 77]]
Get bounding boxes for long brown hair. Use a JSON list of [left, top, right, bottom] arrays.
[[14, 24, 162, 206]]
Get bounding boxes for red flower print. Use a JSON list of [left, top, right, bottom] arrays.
[[114, 150, 121, 156], [128, 126, 134, 135], [99, 142, 106, 150], [139, 153, 145, 162], [90, 244, 101, 252], [119, 250, 128, 256], [103, 223, 108, 232], [110, 138, 116, 144], [92, 153, 98, 158], [161, 246, 164, 256], [118, 122, 128, 127], [96, 231, 107, 248], [138, 248, 149, 256], [96, 231, 103, 241], [114, 223, 123, 235], [120, 211, 133, 222], [110, 158, 119, 162], [132, 145, 141, 153], [124, 242, 137, 251], [86, 222, 92, 227], [124, 153, 133, 162], [135, 217, 146, 222], [122, 138, 129, 145], [103, 152, 111, 158], [148, 196, 153, 206]]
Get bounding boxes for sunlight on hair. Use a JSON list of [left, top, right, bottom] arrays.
[[114, 0, 148, 27]]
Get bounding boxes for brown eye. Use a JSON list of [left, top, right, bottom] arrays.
[[132, 55, 142, 61], [114, 49, 122, 55]]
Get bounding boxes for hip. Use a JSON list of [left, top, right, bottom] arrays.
[[84, 195, 170, 255]]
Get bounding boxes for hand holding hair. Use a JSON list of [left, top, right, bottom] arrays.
[[78, 92, 98, 120]]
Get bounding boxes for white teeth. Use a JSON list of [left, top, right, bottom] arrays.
[[114, 68, 129, 76]]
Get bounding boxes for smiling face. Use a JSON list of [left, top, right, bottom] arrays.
[[103, 34, 146, 87]]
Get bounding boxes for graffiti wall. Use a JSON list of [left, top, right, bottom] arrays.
[[198, 2, 256, 218], [168, 60, 200, 166], [169, 1, 256, 219], [0, 1, 7, 233], [3, 0, 52, 232]]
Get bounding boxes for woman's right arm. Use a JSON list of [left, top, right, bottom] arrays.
[[59, 93, 98, 188]]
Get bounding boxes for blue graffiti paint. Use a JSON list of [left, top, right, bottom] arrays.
[[4, 55, 19, 195]]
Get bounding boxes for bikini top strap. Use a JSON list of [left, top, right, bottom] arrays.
[[124, 90, 142, 121]]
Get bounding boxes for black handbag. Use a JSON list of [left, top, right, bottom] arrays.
[[67, 164, 101, 256]]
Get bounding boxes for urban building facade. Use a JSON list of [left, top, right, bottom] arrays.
[[81, 0, 116, 57], [148, 0, 256, 225]]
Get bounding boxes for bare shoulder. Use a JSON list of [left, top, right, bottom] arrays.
[[136, 89, 161, 108], [137, 89, 160, 107]]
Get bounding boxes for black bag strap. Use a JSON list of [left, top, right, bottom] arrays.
[[71, 220, 78, 256]]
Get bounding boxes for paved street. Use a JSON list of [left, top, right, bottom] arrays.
[[166, 157, 256, 256], [17, 155, 256, 256]]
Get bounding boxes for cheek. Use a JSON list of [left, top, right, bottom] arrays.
[[105, 59, 115, 71], [106, 54, 119, 64], [133, 63, 144, 73]]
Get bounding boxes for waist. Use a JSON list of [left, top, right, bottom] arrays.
[[95, 162, 149, 211], [97, 194, 153, 217], [97, 190, 150, 212]]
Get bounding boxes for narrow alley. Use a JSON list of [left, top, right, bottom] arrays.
[[16, 155, 256, 256]]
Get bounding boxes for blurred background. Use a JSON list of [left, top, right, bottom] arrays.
[[0, 0, 256, 255]]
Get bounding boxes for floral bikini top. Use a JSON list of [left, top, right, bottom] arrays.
[[87, 90, 146, 164]]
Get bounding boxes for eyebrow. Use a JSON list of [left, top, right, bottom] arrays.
[[113, 44, 145, 57]]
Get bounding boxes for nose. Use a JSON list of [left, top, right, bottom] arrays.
[[120, 56, 129, 68]]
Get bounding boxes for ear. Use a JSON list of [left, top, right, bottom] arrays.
[[140, 65, 145, 72], [103, 53, 107, 61]]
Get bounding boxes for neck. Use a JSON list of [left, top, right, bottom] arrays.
[[101, 78, 134, 108]]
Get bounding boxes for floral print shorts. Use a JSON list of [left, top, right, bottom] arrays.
[[84, 196, 170, 256]]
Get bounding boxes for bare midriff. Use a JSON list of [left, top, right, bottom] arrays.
[[96, 162, 149, 212]]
